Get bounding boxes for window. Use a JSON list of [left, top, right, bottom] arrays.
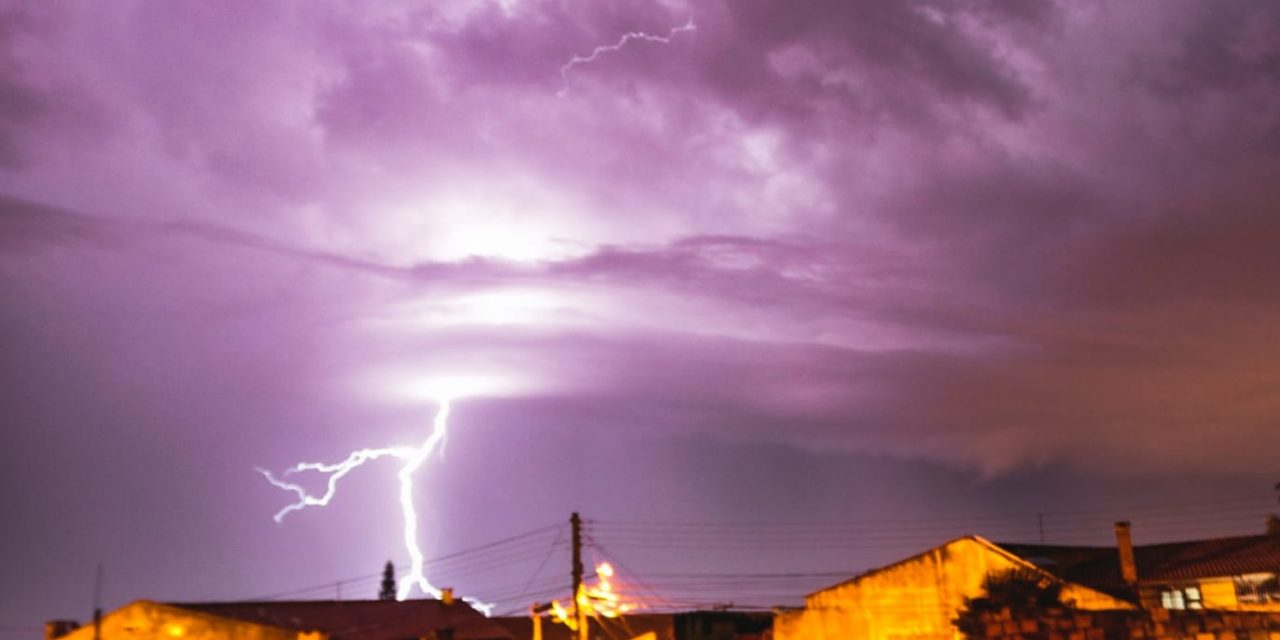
[[1235, 574, 1280, 604], [1160, 585, 1203, 610]]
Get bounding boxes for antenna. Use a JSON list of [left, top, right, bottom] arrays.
[[93, 565, 103, 640], [1267, 483, 1280, 535]]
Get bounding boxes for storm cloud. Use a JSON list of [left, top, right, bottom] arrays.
[[3, 0, 1280, 628]]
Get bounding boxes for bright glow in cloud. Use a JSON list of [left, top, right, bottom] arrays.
[[378, 182, 595, 264], [367, 371, 536, 406]]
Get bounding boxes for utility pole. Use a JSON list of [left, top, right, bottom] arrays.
[[571, 512, 587, 640]]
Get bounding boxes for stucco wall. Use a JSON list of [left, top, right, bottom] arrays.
[[1137, 578, 1280, 613], [774, 538, 1133, 640], [1204, 580, 1243, 609], [57, 602, 300, 640]]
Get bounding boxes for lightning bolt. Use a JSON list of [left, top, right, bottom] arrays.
[[260, 398, 491, 612], [395, 399, 449, 601], [558, 17, 696, 94]]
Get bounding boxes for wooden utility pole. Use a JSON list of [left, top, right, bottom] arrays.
[[571, 512, 587, 640]]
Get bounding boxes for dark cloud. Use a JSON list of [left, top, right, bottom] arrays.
[[1134, 1, 1280, 96], [735, 0, 1035, 114], [0, 6, 50, 168]]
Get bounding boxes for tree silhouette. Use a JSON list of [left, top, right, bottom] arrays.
[[378, 561, 397, 601], [954, 568, 1065, 639]]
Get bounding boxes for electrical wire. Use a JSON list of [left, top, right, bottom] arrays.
[[245, 522, 563, 601]]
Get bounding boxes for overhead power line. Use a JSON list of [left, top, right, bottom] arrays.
[[246, 522, 564, 601], [587, 495, 1274, 531]]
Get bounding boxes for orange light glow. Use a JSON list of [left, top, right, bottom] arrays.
[[547, 561, 638, 630]]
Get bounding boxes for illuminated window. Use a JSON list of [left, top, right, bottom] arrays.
[[1160, 586, 1203, 610], [1186, 587, 1202, 609], [1235, 574, 1280, 604]]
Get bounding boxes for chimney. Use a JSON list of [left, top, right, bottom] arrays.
[[440, 587, 455, 606], [1115, 521, 1138, 584]]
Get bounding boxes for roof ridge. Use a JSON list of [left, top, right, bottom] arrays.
[[994, 532, 1275, 552], [1132, 532, 1274, 550], [994, 541, 1114, 550]]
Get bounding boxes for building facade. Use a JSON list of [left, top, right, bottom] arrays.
[[775, 524, 1280, 640], [48, 599, 513, 640], [773, 536, 1132, 640]]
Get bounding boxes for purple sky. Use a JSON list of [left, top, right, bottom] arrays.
[[3, 0, 1280, 631]]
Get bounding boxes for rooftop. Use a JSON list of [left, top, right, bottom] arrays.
[[998, 533, 1280, 592], [170, 599, 514, 640]]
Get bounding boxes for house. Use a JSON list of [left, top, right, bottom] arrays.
[[1001, 522, 1280, 612], [773, 522, 1280, 640], [46, 599, 770, 640], [46, 598, 515, 640], [772, 535, 1134, 640]]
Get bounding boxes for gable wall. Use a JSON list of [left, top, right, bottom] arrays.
[[774, 538, 1134, 640], [57, 602, 299, 640]]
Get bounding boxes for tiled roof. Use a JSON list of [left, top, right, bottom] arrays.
[[997, 534, 1280, 592], [172, 599, 514, 640]]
